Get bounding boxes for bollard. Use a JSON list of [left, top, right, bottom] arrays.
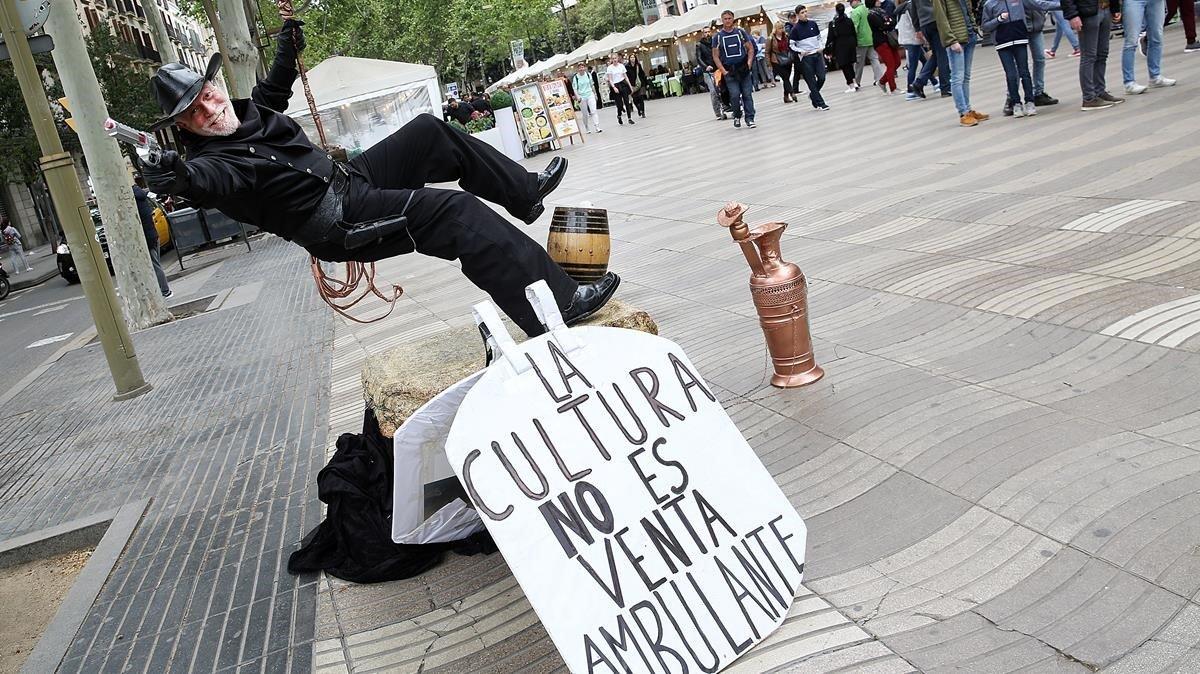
[[718, 202, 823, 388]]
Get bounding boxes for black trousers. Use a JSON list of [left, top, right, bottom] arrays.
[[318, 114, 578, 337], [612, 81, 634, 120]]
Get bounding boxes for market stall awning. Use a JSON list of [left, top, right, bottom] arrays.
[[284, 56, 439, 115]]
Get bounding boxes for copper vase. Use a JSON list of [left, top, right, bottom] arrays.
[[719, 203, 823, 388]]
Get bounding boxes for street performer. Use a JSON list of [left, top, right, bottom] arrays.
[[140, 20, 618, 336]]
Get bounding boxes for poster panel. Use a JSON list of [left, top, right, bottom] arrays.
[[539, 79, 581, 139], [513, 82, 555, 146], [446, 286, 808, 674]]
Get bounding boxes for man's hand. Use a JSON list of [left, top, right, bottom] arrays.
[[277, 18, 306, 59], [706, 65, 714, 72], [916, 30, 925, 43], [949, 42, 963, 52], [140, 150, 190, 196], [1069, 16, 1082, 31]]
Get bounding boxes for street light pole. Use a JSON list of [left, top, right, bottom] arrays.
[[0, 0, 150, 400]]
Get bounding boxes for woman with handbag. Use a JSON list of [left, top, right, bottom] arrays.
[[868, 0, 902, 93], [827, 3, 861, 91], [767, 23, 798, 102]]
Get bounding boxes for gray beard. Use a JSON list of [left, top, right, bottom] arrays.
[[191, 104, 240, 137]]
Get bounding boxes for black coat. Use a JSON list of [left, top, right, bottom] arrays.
[[696, 37, 717, 70], [175, 61, 339, 240], [1060, 0, 1120, 19], [826, 15, 858, 65]]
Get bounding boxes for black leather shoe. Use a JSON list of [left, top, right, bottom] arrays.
[[562, 272, 620, 326], [523, 157, 567, 224]]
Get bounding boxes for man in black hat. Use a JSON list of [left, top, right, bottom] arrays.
[[140, 20, 618, 336]]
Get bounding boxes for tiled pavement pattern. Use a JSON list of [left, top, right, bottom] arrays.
[[314, 28, 1200, 674], [0, 239, 331, 673]]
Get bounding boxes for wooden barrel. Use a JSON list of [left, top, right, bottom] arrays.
[[547, 206, 610, 283]]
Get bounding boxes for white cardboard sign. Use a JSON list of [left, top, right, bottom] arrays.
[[446, 284, 807, 674]]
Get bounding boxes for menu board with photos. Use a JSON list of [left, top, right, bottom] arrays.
[[513, 82, 555, 146], [538, 79, 581, 140]]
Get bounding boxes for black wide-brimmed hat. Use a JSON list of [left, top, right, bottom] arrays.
[[149, 53, 223, 131]]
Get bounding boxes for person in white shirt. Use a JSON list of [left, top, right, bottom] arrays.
[[571, 62, 602, 133], [604, 54, 636, 125]]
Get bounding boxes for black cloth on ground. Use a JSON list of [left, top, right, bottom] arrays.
[[287, 409, 496, 584]]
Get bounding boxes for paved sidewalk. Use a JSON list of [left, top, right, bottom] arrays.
[[0, 237, 330, 673], [314, 28, 1200, 674]]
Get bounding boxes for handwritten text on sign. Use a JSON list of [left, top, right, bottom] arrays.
[[448, 329, 807, 673]]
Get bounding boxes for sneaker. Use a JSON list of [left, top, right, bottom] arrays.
[[1013, 102, 1026, 117], [969, 109, 990, 121], [1045, 49, 1056, 58], [1033, 92, 1059, 106], [26, 267, 33, 271], [1124, 81, 1148, 94], [880, 82, 888, 94], [906, 91, 920, 101], [1081, 97, 1115, 110], [629, 119, 635, 125], [1150, 76, 1177, 87], [721, 112, 729, 120], [1186, 42, 1200, 52], [746, 120, 757, 128], [1024, 101, 1038, 116], [844, 86, 857, 93], [1139, 33, 1148, 55], [1003, 99, 1014, 116], [733, 118, 741, 128], [163, 290, 174, 299], [915, 86, 927, 99], [1071, 48, 1081, 56], [618, 117, 624, 125], [816, 104, 830, 110], [941, 90, 953, 97], [1099, 91, 1126, 103], [959, 113, 978, 126]]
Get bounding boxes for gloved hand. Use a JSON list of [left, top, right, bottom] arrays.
[[140, 150, 191, 195], [277, 18, 306, 60]]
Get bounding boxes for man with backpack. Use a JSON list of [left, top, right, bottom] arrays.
[[712, 10, 758, 128]]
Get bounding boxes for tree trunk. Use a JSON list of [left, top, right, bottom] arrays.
[[44, 3, 172, 329], [199, 0, 236, 92], [214, 0, 259, 99], [138, 0, 177, 63]]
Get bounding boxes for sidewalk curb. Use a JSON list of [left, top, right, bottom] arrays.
[[0, 327, 98, 409], [10, 267, 61, 292]]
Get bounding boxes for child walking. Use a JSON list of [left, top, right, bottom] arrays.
[[981, 0, 1060, 117]]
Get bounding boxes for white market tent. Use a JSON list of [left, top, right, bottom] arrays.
[[285, 56, 441, 157]]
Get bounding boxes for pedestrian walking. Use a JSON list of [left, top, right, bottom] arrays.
[[605, 53, 636, 125], [1, 217, 31, 273], [625, 55, 650, 118], [1121, 0, 1176, 93], [696, 28, 728, 120], [909, 0, 953, 97], [133, 183, 172, 298], [767, 22, 798, 102], [1023, 3, 1062, 106], [713, 9, 759, 128], [751, 30, 773, 90], [851, 0, 885, 86], [935, 0, 989, 124], [791, 5, 832, 109], [1164, 0, 1199, 51], [571, 63, 602, 134], [897, 0, 929, 98], [827, 3, 862, 90], [1046, 9, 1081, 55], [868, 0, 902, 93], [1062, 0, 1124, 109], [981, 0, 1059, 117]]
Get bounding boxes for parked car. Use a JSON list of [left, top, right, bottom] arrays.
[[57, 197, 171, 284]]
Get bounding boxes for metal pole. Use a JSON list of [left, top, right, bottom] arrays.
[[0, 0, 150, 400]]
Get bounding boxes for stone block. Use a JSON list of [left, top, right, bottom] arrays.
[[362, 300, 657, 437]]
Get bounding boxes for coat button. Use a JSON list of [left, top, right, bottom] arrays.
[[324, 176, 330, 183], [326, 154, 332, 160], [288, 162, 294, 167], [306, 168, 312, 173], [249, 147, 255, 153], [270, 155, 277, 160]]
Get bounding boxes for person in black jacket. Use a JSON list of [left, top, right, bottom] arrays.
[[827, 3, 861, 89], [695, 28, 729, 119], [133, 181, 172, 298], [1061, 0, 1123, 109], [625, 55, 651, 116], [139, 20, 618, 337]]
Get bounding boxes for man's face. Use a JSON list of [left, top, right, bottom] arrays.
[[576, 65, 586, 75], [721, 13, 735, 29], [797, 8, 808, 20], [175, 83, 239, 137]]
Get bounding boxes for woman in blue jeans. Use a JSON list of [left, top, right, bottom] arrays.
[[1047, 9, 1080, 55]]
